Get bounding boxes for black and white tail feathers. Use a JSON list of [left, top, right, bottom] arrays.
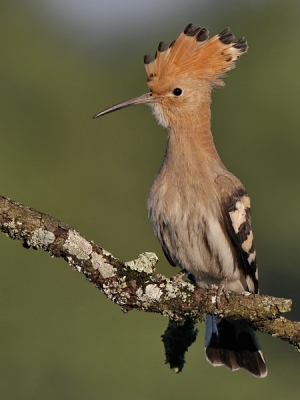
[[205, 314, 267, 378]]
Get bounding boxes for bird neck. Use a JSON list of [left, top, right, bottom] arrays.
[[163, 105, 224, 176]]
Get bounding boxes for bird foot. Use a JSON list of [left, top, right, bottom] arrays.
[[211, 283, 230, 308], [171, 269, 188, 282], [154, 273, 168, 282]]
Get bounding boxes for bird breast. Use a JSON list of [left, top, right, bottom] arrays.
[[147, 171, 244, 291]]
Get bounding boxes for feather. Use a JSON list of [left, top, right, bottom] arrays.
[[205, 315, 267, 378], [215, 174, 258, 293], [94, 22, 266, 377], [144, 24, 248, 89]]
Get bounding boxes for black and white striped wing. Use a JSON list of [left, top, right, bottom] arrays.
[[216, 175, 258, 294]]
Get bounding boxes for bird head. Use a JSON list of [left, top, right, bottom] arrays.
[[93, 24, 248, 128]]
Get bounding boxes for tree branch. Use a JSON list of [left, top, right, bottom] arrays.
[[0, 195, 299, 371]]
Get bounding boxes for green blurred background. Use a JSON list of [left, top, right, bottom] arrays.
[[1, 0, 300, 398]]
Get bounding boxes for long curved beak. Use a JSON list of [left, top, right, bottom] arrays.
[[93, 92, 161, 118]]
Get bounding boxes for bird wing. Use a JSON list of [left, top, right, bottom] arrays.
[[215, 174, 258, 293]]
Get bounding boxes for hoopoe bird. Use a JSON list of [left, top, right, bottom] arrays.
[[94, 23, 267, 378]]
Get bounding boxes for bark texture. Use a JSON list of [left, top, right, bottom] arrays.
[[0, 195, 298, 371]]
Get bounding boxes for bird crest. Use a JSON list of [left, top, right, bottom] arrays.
[[144, 24, 248, 89]]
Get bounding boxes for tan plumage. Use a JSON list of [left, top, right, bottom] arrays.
[[145, 25, 244, 89], [94, 23, 267, 378]]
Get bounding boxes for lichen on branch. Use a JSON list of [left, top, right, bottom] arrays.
[[0, 194, 299, 371]]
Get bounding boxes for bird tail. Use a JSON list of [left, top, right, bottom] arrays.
[[205, 314, 267, 378]]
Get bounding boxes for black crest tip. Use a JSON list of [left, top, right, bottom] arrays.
[[233, 38, 248, 52], [144, 54, 151, 64], [219, 27, 230, 37], [184, 23, 199, 36], [158, 41, 168, 52], [219, 28, 235, 45], [196, 27, 209, 42]]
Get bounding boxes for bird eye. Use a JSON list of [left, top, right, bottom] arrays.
[[173, 88, 182, 96]]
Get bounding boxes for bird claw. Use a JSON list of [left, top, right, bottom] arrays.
[[154, 273, 168, 281], [171, 269, 188, 282], [211, 283, 230, 308]]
